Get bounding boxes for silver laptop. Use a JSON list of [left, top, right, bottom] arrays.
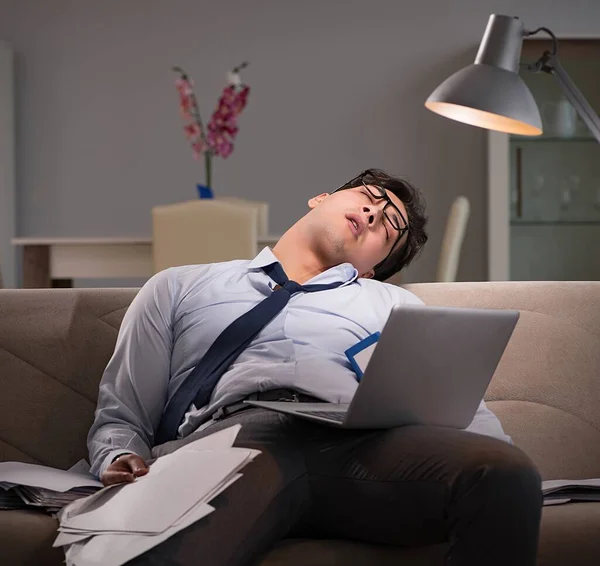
[[245, 304, 519, 429]]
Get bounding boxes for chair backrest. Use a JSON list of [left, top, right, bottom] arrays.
[[435, 196, 470, 282], [152, 199, 259, 273], [218, 197, 269, 237]]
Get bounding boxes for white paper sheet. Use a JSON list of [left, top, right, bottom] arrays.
[[67, 459, 93, 475], [65, 503, 215, 566], [58, 428, 248, 526], [543, 498, 572, 506], [542, 478, 600, 493], [61, 450, 250, 534], [0, 462, 103, 492], [55, 472, 243, 546], [57, 425, 258, 565]]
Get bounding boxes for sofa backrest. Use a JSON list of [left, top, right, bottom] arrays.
[[1, 282, 599, 481], [405, 281, 600, 481]]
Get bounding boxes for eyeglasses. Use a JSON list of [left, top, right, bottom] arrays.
[[360, 181, 409, 237], [334, 172, 409, 247]]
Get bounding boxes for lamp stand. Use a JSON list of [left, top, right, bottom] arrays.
[[525, 28, 600, 143]]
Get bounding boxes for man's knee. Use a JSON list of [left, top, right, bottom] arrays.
[[380, 425, 541, 509], [450, 431, 542, 515]]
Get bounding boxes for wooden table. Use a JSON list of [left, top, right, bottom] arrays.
[[11, 236, 281, 288]]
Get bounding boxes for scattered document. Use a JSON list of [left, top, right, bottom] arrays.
[[0, 460, 103, 513], [0, 461, 102, 492], [542, 478, 600, 505], [54, 424, 260, 566]]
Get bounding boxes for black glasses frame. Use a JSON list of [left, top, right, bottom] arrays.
[[359, 181, 409, 236]]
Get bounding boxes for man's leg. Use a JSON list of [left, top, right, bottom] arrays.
[[128, 409, 310, 566], [300, 424, 542, 565]]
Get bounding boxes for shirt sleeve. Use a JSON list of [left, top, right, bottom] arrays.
[[87, 268, 178, 478], [464, 400, 513, 444], [385, 282, 426, 307]]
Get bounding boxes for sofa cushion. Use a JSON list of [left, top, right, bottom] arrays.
[[259, 539, 448, 565], [538, 502, 600, 566], [0, 510, 63, 566], [0, 289, 137, 470]]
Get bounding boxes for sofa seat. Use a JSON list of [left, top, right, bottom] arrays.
[[537, 502, 600, 566], [4, 503, 600, 566], [0, 510, 63, 566], [260, 539, 447, 565], [260, 503, 600, 566]]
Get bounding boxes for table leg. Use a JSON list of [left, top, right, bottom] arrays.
[[22, 245, 51, 288]]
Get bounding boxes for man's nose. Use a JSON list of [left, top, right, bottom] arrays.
[[362, 205, 383, 226]]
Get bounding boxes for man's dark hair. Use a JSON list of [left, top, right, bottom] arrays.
[[336, 168, 428, 281]]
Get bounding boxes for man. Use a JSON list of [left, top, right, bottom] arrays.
[[88, 169, 542, 566]]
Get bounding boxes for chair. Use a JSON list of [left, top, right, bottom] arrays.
[[218, 197, 269, 238], [435, 196, 470, 282], [151, 198, 268, 274]]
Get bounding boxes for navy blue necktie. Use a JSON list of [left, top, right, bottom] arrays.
[[155, 262, 344, 444]]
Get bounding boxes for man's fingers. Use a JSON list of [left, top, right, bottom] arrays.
[[127, 455, 149, 476], [132, 465, 148, 477], [100, 454, 149, 486], [102, 471, 135, 486]]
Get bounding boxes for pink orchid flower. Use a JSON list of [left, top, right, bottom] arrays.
[[173, 63, 250, 189]]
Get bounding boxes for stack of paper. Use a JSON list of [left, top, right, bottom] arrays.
[[0, 482, 26, 510], [542, 478, 600, 506], [55, 424, 260, 566], [0, 461, 103, 514]]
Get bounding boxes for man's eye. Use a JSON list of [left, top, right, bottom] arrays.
[[361, 190, 374, 201]]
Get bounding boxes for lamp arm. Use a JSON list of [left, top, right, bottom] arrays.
[[544, 54, 600, 143], [524, 27, 600, 143]]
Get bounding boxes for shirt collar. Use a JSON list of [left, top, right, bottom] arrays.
[[249, 247, 358, 287]]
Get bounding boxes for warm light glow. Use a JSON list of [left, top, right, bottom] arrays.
[[425, 100, 543, 136]]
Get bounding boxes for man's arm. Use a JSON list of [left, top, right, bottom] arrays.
[[87, 268, 177, 478]]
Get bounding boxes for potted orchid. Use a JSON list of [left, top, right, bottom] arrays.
[[173, 62, 250, 198]]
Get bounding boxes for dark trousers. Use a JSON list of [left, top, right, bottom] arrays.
[[129, 408, 542, 566]]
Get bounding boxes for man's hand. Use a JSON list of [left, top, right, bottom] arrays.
[[101, 453, 149, 487]]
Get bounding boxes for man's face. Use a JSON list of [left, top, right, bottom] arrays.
[[305, 184, 409, 278]]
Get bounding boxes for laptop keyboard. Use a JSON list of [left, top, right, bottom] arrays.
[[295, 410, 347, 423]]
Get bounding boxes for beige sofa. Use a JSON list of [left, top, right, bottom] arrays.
[[1, 282, 599, 566]]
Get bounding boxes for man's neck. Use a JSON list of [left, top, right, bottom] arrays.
[[271, 227, 331, 285]]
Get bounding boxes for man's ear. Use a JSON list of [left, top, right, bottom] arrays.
[[360, 269, 375, 279], [308, 193, 330, 209]]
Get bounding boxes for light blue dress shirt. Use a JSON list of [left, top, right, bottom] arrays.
[[87, 247, 511, 478]]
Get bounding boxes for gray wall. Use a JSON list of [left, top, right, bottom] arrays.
[[1, 0, 599, 285], [0, 41, 15, 288]]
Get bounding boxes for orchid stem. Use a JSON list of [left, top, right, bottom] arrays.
[[205, 152, 212, 190]]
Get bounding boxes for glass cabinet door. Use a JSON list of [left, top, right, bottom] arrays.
[[509, 39, 600, 281]]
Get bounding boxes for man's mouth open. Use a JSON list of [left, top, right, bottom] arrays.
[[346, 215, 363, 238]]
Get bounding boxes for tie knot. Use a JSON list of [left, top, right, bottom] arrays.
[[264, 262, 343, 295], [278, 280, 303, 294]]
